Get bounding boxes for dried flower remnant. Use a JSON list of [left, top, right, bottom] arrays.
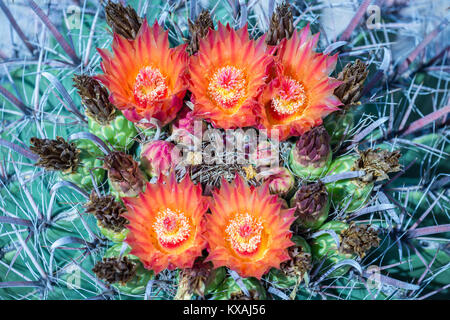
[[92, 256, 137, 284], [280, 245, 312, 279], [266, 1, 294, 46], [333, 59, 369, 108], [85, 192, 128, 232], [73, 74, 116, 125], [353, 148, 402, 185], [30, 136, 80, 174], [340, 223, 380, 258], [105, 0, 142, 40], [186, 9, 214, 55]]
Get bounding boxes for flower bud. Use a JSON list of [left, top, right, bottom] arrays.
[[291, 181, 330, 230], [258, 167, 295, 197], [103, 151, 145, 197], [140, 140, 178, 178], [171, 107, 203, 146], [289, 125, 332, 180]]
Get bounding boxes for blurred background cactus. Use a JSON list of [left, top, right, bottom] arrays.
[[0, 0, 449, 300]]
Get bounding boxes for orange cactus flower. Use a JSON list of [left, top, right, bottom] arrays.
[[205, 175, 295, 279], [96, 20, 189, 128], [189, 23, 274, 129], [257, 25, 342, 141], [122, 173, 208, 274]]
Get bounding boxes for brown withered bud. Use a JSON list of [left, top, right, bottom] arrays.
[[105, 1, 142, 40], [103, 151, 145, 197], [334, 59, 369, 107], [85, 192, 128, 232], [73, 74, 116, 125], [353, 148, 402, 184], [230, 290, 263, 300], [92, 257, 136, 284], [280, 246, 312, 279], [292, 126, 331, 168], [30, 136, 80, 174], [340, 223, 380, 258], [187, 9, 214, 55], [175, 260, 213, 299], [265, 1, 294, 46], [291, 181, 329, 230]]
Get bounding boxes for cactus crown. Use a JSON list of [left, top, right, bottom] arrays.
[[30, 136, 80, 174], [105, 0, 142, 40]]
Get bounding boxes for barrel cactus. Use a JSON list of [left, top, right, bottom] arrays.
[[0, 0, 448, 302]]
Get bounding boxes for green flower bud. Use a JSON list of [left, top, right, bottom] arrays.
[[289, 126, 332, 180]]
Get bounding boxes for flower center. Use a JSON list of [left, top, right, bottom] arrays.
[[208, 66, 246, 110], [271, 78, 307, 115], [225, 213, 263, 255], [133, 66, 168, 108], [153, 208, 190, 248]]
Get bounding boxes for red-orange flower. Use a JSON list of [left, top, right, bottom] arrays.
[[257, 25, 342, 141], [189, 23, 274, 129], [122, 174, 207, 273], [96, 20, 189, 128], [205, 175, 295, 279]]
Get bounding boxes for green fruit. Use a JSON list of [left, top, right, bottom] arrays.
[[204, 267, 227, 296], [104, 243, 154, 295], [323, 111, 354, 145], [310, 221, 352, 277], [88, 111, 137, 151], [59, 140, 105, 190], [212, 277, 267, 300], [289, 148, 331, 180], [97, 221, 129, 243], [325, 155, 373, 213]]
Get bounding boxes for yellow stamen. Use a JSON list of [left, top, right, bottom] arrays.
[[225, 213, 263, 254], [208, 66, 246, 110], [153, 208, 190, 247], [271, 78, 307, 115], [133, 66, 168, 108]]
